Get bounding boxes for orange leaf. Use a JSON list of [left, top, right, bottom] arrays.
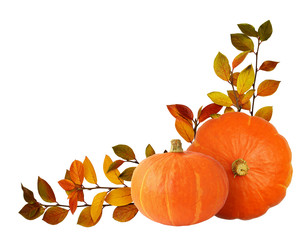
[[107, 160, 125, 173], [232, 51, 250, 69], [77, 207, 100, 227], [207, 92, 233, 107], [68, 191, 78, 214], [227, 90, 239, 106], [198, 103, 222, 123], [257, 80, 280, 97], [237, 65, 255, 95], [70, 160, 84, 185], [37, 177, 56, 203], [241, 89, 255, 104], [167, 104, 194, 122], [224, 107, 235, 113], [103, 155, 124, 185], [259, 61, 279, 71], [175, 117, 194, 143], [105, 187, 132, 206], [255, 106, 273, 121], [113, 204, 138, 222], [232, 72, 240, 86], [58, 179, 75, 191], [42, 207, 69, 225], [242, 100, 251, 110], [213, 52, 231, 81], [83, 156, 97, 184], [91, 192, 107, 223]]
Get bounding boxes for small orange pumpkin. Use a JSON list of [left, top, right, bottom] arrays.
[[188, 112, 293, 220], [131, 139, 229, 226]]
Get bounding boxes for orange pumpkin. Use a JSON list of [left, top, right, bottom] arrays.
[[131, 139, 229, 226], [188, 112, 293, 220]]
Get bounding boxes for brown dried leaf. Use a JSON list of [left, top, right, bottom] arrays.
[[83, 156, 97, 184], [119, 167, 136, 181], [175, 117, 194, 143], [105, 187, 132, 206], [113, 204, 138, 222], [37, 177, 56, 203], [43, 207, 69, 225], [198, 103, 222, 123], [21, 184, 36, 204], [19, 203, 45, 220], [207, 92, 233, 107], [70, 160, 85, 185], [255, 106, 273, 121], [259, 61, 279, 71], [112, 144, 136, 161], [213, 52, 231, 81], [257, 80, 280, 96]]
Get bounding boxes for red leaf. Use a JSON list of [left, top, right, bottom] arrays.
[[167, 104, 194, 122], [70, 160, 84, 185], [198, 103, 223, 123]]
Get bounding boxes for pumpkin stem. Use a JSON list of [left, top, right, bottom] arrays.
[[170, 139, 183, 153], [232, 159, 249, 177]]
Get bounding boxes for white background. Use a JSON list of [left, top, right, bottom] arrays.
[[1, 0, 303, 239]]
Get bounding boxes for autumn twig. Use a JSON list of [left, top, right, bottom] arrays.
[[251, 38, 262, 115]]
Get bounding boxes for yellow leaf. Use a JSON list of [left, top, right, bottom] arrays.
[[224, 107, 235, 113], [241, 89, 255, 104], [113, 204, 138, 222], [83, 156, 97, 184], [175, 117, 194, 143], [77, 207, 100, 227], [105, 187, 132, 206], [213, 52, 231, 81], [90, 192, 107, 223], [257, 80, 280, 97], [255, 106, 273, 121], [210, 113, 221, 119], [103, 155, 124, 185], [207, 91, 233, 107], [237, 65, 255, 95]]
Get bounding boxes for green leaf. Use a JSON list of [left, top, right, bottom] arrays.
[[21, 184, 37, 204], [112, 145, 136, 161], [258, 20, 272, 41], [213, 52, 231, 81], [231, 33, 254, 51], [145, 144, 155, 157], [119, 167, 136, 181], [207, 92, 233, 107], [38, 177, 56, 203], [237, 65, 255, 95], [238, 23, 258, 37]]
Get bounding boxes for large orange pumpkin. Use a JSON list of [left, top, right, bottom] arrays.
[[188, 112, 293, 220], [131, 139, 229, 226]]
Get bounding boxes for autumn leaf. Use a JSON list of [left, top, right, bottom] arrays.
[[78, 207, 100, 227], [232, 72, 240, 86], [257, 80, 280, 96], [91, 192, 107, 223], [198, 103, 222, 123], [210, 113, 221, 119], [43, 207, 69, 225], [242, 100, 251, 111], [113, 204, 138, 222], [19, 203, 45, 220], [21, 184, 36, 204], [58, 179, 75, 191], [37, 177, 56, 203], [241, 89, 255, 104], [259, 61, 279, 71], [145, 144, 155, 157], [227, 90, 240, 107], [237, 65, 255, 95], [213, 52, 231, 81], [258, 20, 272, 41], [77, 190, 84, 202], [103, 155, 124, 185], [112, 144, 136, 161], [231, 33, 254, 51], [119, 167, 136, 181], [70, 160, 84, 185], [83, 156, 97, 184], [68, 190, 78, 214], [237, 23, 258, 37], [224, 107, 235, 113], [232, 51, 250, 69], [105, 187, 132, 206], [175, 117, 194, 143], [207, 92, 233, 107], [107, 160, 125, 173], [255, 106, 273, 121], [167, 104, 194, 123]]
